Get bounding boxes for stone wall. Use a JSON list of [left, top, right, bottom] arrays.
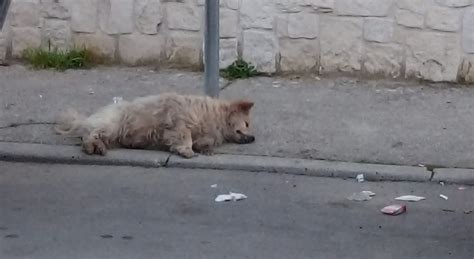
[[0, 0, 473, 82]]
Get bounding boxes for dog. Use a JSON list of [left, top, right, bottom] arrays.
[[55, 93, 255, 158]]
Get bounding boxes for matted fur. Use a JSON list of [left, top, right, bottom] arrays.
[[55, 93, 255, 158]]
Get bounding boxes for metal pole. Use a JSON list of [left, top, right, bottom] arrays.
[[0, 0, 11, 30], [204, 0, 220, 98]]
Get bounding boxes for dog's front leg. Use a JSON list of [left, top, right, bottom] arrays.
[[164, 127, 196, 159], [193, 137, 215, 156]]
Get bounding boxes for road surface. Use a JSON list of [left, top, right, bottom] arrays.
[[1, 162, 473, 259]]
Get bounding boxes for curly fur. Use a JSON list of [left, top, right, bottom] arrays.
[[55, 93, 255, 158]]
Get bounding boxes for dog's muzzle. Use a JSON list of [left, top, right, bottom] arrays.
[[237, 134, 255, 144]]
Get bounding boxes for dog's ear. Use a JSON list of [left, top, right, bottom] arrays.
[[231, 100, 254, 114]]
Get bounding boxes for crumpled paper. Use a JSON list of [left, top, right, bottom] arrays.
[[215, 192, 247, 202], [395, 195, 426, 202]]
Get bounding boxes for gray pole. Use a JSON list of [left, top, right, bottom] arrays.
[[0, 0, 11, 30], [204, 0, 220, 98]]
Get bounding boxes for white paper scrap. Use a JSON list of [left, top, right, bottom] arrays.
[[395, 195, 426, 202], [215, 192, 247, 202]]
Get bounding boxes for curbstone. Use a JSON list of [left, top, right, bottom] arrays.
[[167, 154, 431, 182], [0, 142, 443, 183], [0, 142, 169, 168], [432, 168, 474, 185]]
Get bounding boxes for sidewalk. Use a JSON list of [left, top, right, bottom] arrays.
[[1, 65, 474, 170]]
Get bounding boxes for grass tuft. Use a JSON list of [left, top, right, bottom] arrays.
[[220, 59, 260, 80], [22, 46, 97, 70]]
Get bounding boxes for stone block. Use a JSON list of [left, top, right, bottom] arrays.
[[363, 18, 394, 43], [99, 0, 134, 34], [42, 19, 71, 50], [40, 0, 71, 19], [275, 0, 302, 13], [435, 0, 472, 7], [288, 12, 319, 39], [220, 9, 239, 38], [135, 0, 162, 35], [396, 0, 428, 14], [335, 0, 393, 17], [275, 14, 289, 38], [241, 0, 274, 29], [242, 29, 276, 73], [219, 38, 238, 69], [71, 0, 97, 33], [459, 56, 474, 83], [426, 6, 461, 32], [166, 32, 202, 67], [364, 43, 403, 78], [72, 33, 116, 59], [224, 0, 241, 10], [12, 27, 41, 57], [405, 31, 461, 82], [311, 0, 334, 10], [166, 3, 201, 31], [395, 9, 424, 28], [463, 7, 474, 53], [10, 2, 41, 27], [320, 17, 363, 73], [119, 34, 164, 65], [279, 38, 319, 72]]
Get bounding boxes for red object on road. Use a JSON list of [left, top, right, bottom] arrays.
[[381, 204, 407, 215]]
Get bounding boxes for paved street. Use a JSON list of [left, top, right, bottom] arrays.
[[1, 162, 473, 259]]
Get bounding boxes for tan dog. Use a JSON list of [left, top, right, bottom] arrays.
[[55, 93, 255, 158]]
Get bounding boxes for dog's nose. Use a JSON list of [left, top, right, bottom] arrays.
[[248, 136, 255, 143]]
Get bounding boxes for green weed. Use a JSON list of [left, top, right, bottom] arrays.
[[22, 46, 97, 70], [220, 59, 260, 80]]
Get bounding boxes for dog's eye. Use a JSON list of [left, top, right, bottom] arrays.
[[245, 122, 249, 127]]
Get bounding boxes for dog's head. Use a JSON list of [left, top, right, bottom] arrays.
[[225, 100, 255, 144]]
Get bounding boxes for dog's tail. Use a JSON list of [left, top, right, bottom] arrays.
[[54, 109, 87, 136]]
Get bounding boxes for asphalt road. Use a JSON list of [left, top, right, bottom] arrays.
[[1, 162, 473, 259]]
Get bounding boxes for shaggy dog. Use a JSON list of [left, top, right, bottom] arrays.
[[55, 93, 255, 158]]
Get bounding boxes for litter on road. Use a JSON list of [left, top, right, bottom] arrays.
[[381, 204, 407, 216], [362, 191, 375, 196], [442, 209, 455, 213], [347, 191, 375, 201], [356, 174, 365, 183], [113, 96, 123, 103], [458, 186, 467, 191], [440, 194, 448, 200], [215, 192, 247, 202], [395, 195, 426, 202], [210, 184, 217, 188]]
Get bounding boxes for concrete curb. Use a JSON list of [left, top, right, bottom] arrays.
[[167, 153, 431, 182], [0, 142, 169, 168], [432, 168, 474, 185], [1, 142, 472, 185]]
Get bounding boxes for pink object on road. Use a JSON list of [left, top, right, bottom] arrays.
[[381, 204, 407, 215]]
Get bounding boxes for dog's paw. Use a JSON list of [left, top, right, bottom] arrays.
[[178, 148, 197, 159], [198, 149, 214, 156], [82, 140, 107, 156]]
